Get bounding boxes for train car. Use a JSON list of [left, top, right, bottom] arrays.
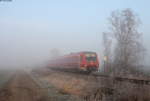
[[48, 51, 99, 72]]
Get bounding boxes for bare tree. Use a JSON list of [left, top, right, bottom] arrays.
[[105, 9, 145, 75], [102, 32, 112, 73]]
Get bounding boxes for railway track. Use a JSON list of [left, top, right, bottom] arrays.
[[91, 72, 150, 85], [47, 69, 150, 86]]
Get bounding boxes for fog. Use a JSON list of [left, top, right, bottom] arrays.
[[0, 0, 150, 69], [0, 21, 101, 68]]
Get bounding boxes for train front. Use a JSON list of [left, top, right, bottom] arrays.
[[80, 52, 99, 72]]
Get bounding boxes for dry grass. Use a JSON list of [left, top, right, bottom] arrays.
[[37, 71, 150, 101], [113, 82, 150, 101]]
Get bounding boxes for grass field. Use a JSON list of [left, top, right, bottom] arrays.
[[0, 69, 14, 89]]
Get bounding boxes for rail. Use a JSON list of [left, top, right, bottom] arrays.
[[92, 72, 150, 85]]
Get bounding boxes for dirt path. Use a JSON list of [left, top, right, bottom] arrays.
[[0, 71, 50, 101]]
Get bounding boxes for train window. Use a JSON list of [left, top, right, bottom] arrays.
[[86, 56, 97, 61], [85, 53, 97, 61], [85, 54, 90, 57]]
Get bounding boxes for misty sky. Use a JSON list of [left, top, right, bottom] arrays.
[[0, 0, 150, 68]]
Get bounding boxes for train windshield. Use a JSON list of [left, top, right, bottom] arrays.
[[85, 53, 97, 61]]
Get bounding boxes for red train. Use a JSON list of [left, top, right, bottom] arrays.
[[48, 51, 99, 72]]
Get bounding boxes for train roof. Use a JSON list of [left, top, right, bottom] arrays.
[[79, 51, 97, 54], [50, 51, 97, 61]]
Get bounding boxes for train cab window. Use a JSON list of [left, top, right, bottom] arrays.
[[85, 54, 97, 61]]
